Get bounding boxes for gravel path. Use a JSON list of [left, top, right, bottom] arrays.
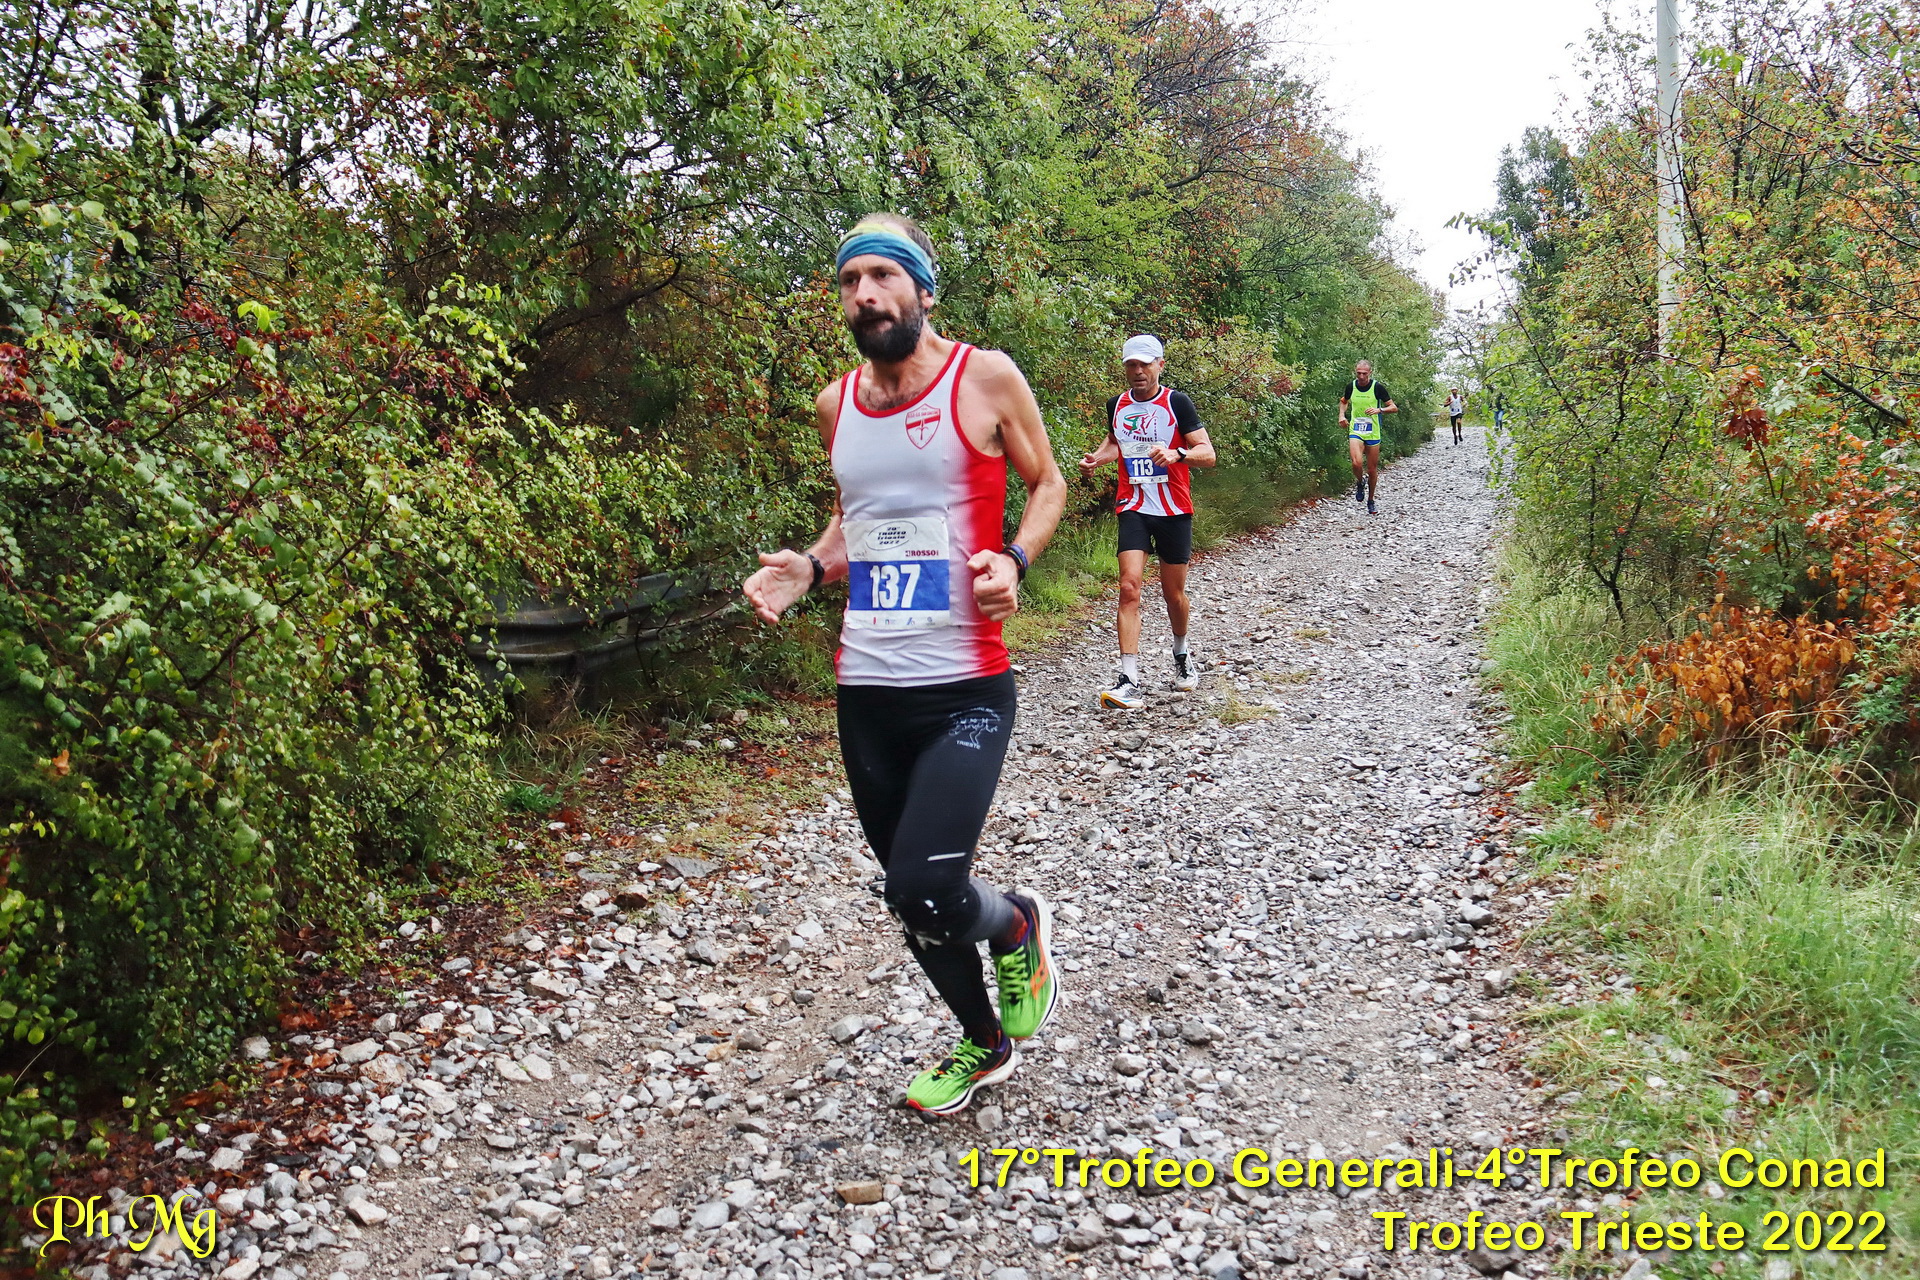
[[70, 427, 1577, 1280]]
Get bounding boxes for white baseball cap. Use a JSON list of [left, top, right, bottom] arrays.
[[1121, 334, 1165, 364]]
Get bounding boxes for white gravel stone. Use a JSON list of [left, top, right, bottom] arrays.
[[360, 1054, 409, 1085], [337, 1039, 380, 1065]]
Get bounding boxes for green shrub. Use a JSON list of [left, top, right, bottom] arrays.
[[501, 784, 561, 815], [0, 137, 672, 1199]]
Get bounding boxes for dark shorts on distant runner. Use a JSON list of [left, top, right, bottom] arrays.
[[1116, 510, 1193, 564]]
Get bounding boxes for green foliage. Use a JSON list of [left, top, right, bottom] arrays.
[[1482, 2, 1920, 626], [1474, 8, 1920, 1261], [500, 784, 560, 816], [1490, 127, 1584, 291], [1845, 609, 1920, 742], [0, 140, 639, 1193]]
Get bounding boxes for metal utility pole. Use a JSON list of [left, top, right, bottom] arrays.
[[1656, 0, 1683, 354]]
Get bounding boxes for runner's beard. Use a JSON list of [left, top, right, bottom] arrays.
[[850, 300, 926, 362]]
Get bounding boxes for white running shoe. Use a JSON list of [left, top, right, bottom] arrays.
[[1100, 676, 1145, 710], [1171, 652, 1198, 691]]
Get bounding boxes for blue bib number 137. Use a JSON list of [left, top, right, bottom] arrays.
[[859, 562, 941, 610], [844, 517, 953, 629]]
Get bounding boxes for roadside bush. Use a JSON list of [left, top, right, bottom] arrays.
[[1485, 1, 1920, 781], [0, 143, 676, 1198], [1598, 607, 1860, 757]]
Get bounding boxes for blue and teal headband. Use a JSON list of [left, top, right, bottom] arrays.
[[835, 224, 937, 298]]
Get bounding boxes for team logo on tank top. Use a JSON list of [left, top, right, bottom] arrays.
[[905, 404, 941, 449]]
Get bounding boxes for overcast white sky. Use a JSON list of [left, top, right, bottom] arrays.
[[1273, 0, 1613, 314]]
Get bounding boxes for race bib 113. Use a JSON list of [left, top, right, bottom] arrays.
[[1120, 439, 1169, 485]]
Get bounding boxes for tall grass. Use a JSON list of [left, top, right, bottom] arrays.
[[1015, 518, 1117, 618], [1567, 779, 1920, 1094], [1492, 565, 1920, 1275], [1485, 555, 1637, 802]]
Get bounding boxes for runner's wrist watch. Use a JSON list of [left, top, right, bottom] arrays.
[[804, 552, 825, 592], [1001, 543, 1029, 582], [1176, 447, 1188, 461]]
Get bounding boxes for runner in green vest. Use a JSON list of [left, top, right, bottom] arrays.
[[1339, 359, 1397, 515]]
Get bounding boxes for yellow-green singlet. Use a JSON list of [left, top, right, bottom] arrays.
[[1348, 380, 1384, 443]]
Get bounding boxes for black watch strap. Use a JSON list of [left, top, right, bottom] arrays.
[[805, 552, 825, 591]]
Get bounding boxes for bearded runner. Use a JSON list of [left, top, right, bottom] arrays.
[[743, 214, 1067, 1115]]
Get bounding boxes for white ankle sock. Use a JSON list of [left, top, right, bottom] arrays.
[[1172, 634, 1189, 656], [1120, 653, 1139, 681]]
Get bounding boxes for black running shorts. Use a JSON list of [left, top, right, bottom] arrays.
[[1116, 510, 1193, 564], [837, 672, 1018, 1034]]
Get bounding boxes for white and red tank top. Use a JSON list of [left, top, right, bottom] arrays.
[[1112, 387, 1193, 517], [829, 342, 1010, 687]]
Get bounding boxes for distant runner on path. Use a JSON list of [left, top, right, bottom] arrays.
[[742, 214, 1066, 1115], [1077, 334, 1217, 710], [1446, 387, 1467, 444], [1339, 359, 1397, 515]]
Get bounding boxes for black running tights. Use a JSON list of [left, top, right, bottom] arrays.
[[836, 672, 1018, 1039]]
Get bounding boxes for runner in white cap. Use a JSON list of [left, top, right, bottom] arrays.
[[1078, 334, 1216, 709]]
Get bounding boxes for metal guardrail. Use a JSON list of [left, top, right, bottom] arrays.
[[466, 573, 737, 678]]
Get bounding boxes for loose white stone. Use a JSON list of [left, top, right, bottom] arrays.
[[338, 1039, 381, 1065]]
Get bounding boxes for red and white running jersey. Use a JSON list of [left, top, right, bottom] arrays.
[[1112, 387, 1193, 517], [830, 342, 1010, 687]]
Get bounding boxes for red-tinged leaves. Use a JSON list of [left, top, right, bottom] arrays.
[[278, 1007, 321, 1032]]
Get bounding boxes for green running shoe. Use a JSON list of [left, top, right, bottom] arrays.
[[905, 1034, 1018, 1115], [993, 888, 1060, 1041]]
